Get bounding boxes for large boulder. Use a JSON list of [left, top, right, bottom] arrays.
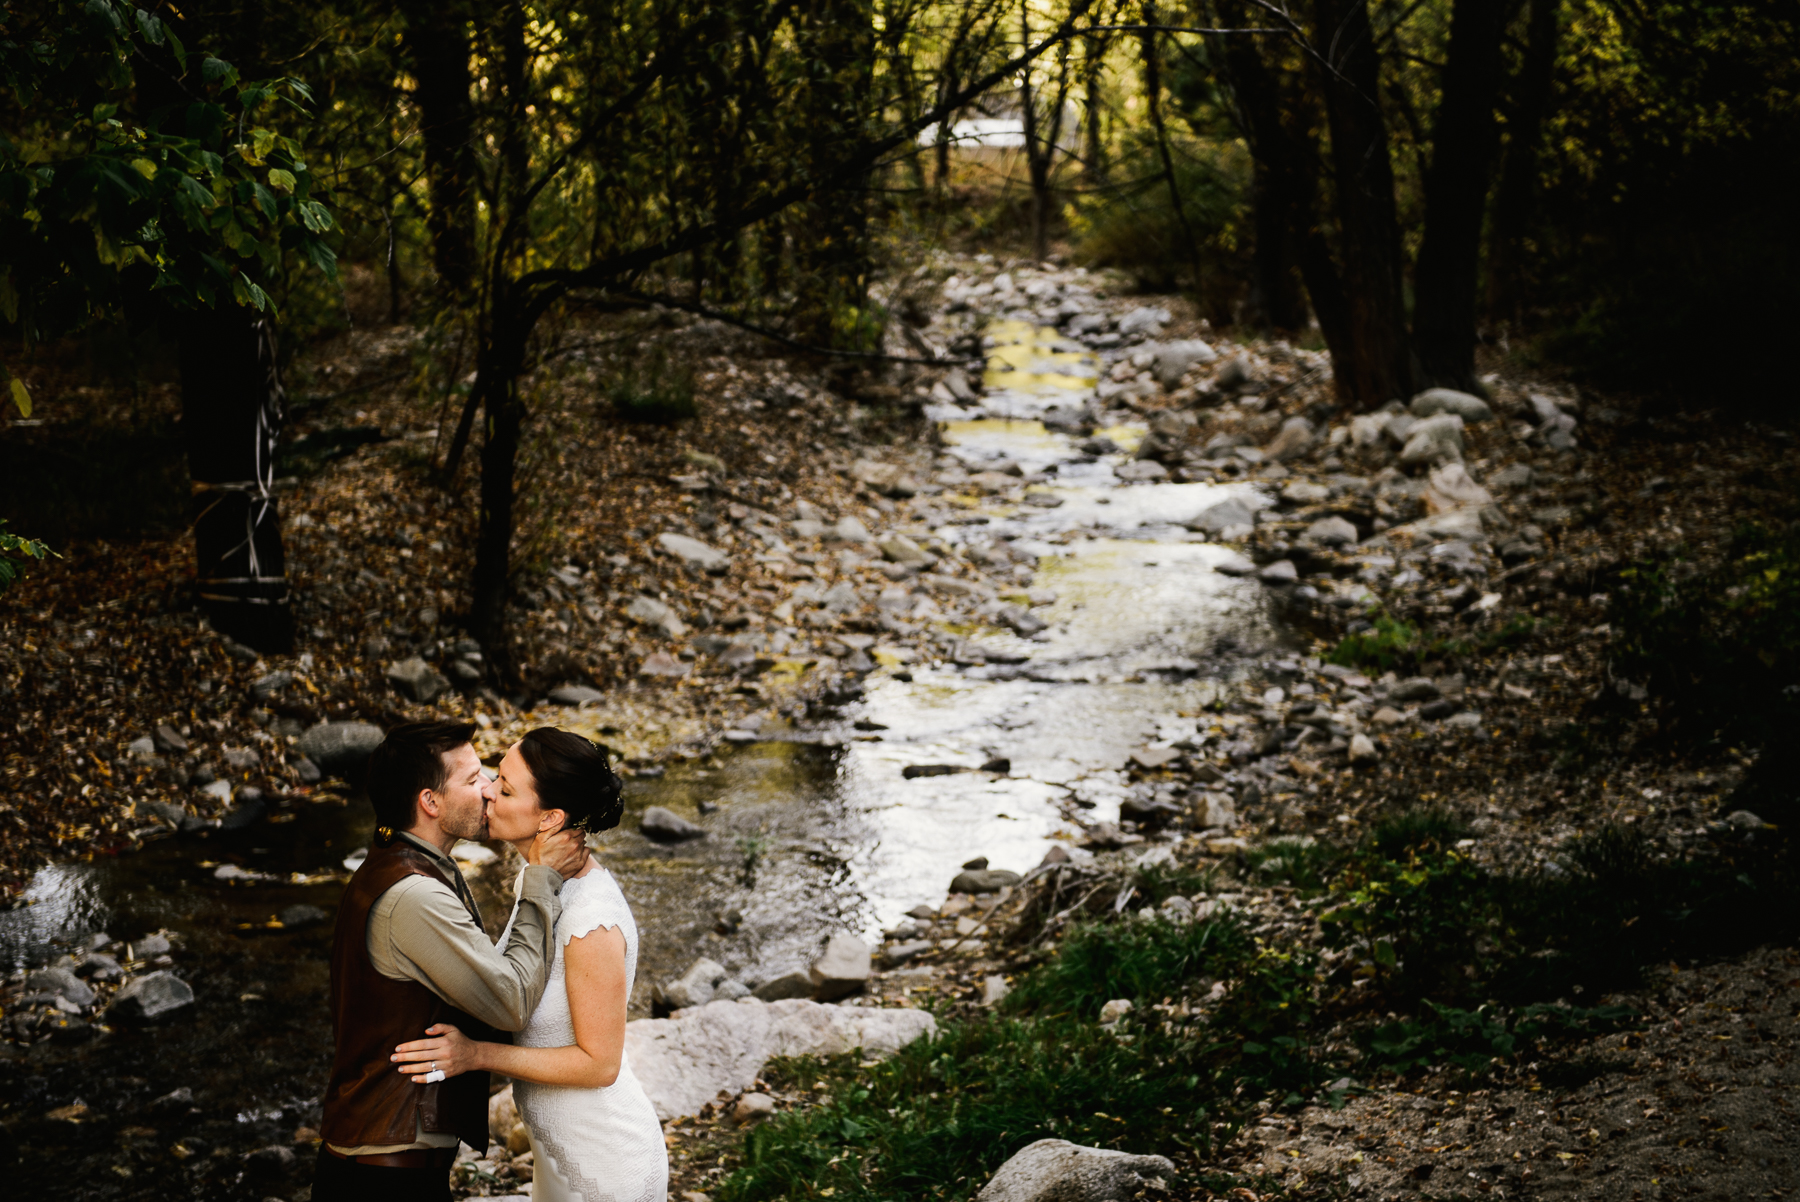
[[625, 997, 937, 1120], [1410, 388, 1493, 422], [296, 720, 387, 780], [976, 1139, 1175, 1202]]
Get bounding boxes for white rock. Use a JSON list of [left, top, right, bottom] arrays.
[[1150, 339, 1216, 389], [732, 1092, 777, 1124], [1399, 413, 1466, 470], [1186, 496, 1258, 536], [1410, 388, 1493, 422], [1098, 998, 1133, 1025], [1422, 462, 1494, 513], [657, 533, 730, 574], [809, 932, 873, 1001], [1263, 416, 1315, 461], [977, 1140, 1175, 1202], [625, 998, 936, 1120], [626, 595, 688, 639], [1258, 559, 1298, 584], [981, 974, 1012, 1006], [1348, 733, 1379, 763], [831, 517, 875, 544], [1116, 306, 1170, 337], [1301, 516, 1359, 548], [661, 957, 729, 1010], [1114, 460, 1167, 481], [1212, 552, 1257, 577]]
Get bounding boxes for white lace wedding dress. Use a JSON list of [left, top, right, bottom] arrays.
[[499, 864, 668, 1202]]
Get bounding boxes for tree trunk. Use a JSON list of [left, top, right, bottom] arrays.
[[1082, 28, 1109, 185], [1140, 2, 1205, 292], [469, 320, 529, 680], [1412, 0, 1507, 390], [791, 0, 877, 347], [1216, 6, 1345, 346], [1313, 0, 1412, 407], [1245, 157, 1311, 330], [400, 0, 479, 296], [177, 304, 293, 654], [1487, 0, 1560, 320]]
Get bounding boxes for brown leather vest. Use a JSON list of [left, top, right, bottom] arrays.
[[320, 840, 501, 1150]]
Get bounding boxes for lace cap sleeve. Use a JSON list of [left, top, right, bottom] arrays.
[[557, 871, 631, 947]]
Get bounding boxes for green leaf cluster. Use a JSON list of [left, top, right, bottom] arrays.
[[0, 519, 55, 593], [0, 0, 336, 351]]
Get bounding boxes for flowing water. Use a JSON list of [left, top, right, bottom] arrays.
[[0, 322, 1282, 1196]]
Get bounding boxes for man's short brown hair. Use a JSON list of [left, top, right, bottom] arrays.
[[365, 720, 478, 834]]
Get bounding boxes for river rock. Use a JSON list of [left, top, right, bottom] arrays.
[[1258, 559, 1298, 585], [279, 904, 329, 929], [625, 997, 936, 1120], [639, 652, 689, 677], [976, 1139, 1175, 1202], [27, 967, 94, 1006], [1410, 388, 1493, 422], [295, 721, 385, 779], [950, 868, 1021, 894], [1422, 462, 1494, 513], [733, 1092, 777, 1125], [851, 460, 918, 498], [1348, 733, 1379, 764], [110, 971, 194, 1020], [661, 957, 730, 1010], [1264, 416, 1315, 461], [751, 971, 814, 1002], [1114, 460, 1167, 481], [153, 724, 189, 753], [626, 595, 688, 639], [831, 516, 875, 544], [640, 806, 706, 842], [1186, 496, 1258, 538], [1281, 480, 1331, 505], [135, 933, 172, 956], [1191, 791, 1236, 829], [1388, 677, 1441, 702], [658, 532, 730, 574], [1150, 340, 1217, 389], [810, 932, 872, 1001], [549, 684, 606, 706], [250, 670, 292, 702], [1116, 306, 1170, 337], [878, 535, 931, 566], [386, 657, 450, 704], [1399, 414, 1466, 470], [1301, 516, 1359, 548]]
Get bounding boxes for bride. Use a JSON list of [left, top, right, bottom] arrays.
[[391, 727, 667, 1202]]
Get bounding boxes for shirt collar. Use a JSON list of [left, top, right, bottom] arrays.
[[396, 830, 455, 868]]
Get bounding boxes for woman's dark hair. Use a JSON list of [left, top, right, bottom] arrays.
[[366, 720, 478, 838], [516, 727, 624, 834]]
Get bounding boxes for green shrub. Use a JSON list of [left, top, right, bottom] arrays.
[[1328, 615, 1543, 674], [1005, 914, 1251, 1021], [608, 351, 697, 424], [1361, 1000, 1635, 1076], [1242, 836, 1338, 893]]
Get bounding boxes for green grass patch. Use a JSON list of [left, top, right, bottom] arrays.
[[1360, 1000, 1636, 1075], [1327, 614, 1544, 674]]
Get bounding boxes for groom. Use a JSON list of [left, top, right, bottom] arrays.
[[313, 720, 587, 1201]]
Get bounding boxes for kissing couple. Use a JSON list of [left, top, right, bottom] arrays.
[[312, 720, 669, 1202]]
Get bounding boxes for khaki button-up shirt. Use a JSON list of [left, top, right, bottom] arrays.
[[329, 831, 563, 1156]]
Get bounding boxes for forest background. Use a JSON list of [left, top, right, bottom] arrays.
[[1, 0, 1794, 667]]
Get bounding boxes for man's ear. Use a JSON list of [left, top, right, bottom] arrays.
[[416, 788, 442, 823]]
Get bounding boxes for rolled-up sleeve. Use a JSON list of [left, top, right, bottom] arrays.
[[370, 865, 563, 1032]]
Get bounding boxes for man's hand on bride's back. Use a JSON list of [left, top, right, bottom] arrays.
[[529, 828, 588, 879]]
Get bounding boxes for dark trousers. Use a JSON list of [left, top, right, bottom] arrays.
[[310, 1147, 453, 1202]]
